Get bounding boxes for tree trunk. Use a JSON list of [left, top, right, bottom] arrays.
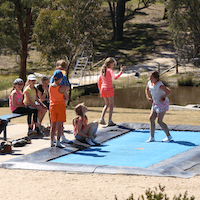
[[108, 0, 126, 41], [15, 2, 32, 81], [162, 0, 168, 20], [108, 1, 117, 40], [163, 7, 168, 20], [19, 51, 27, 82], [116, 0, 126, 41]]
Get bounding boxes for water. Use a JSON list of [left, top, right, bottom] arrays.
[[1, 86, 200, 108], [71, 86, 200, 108]]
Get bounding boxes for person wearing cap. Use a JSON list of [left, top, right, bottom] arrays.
[[23, 74, 47, 135], [9, 78, 38, 135], [50, 60, 70, 89], [49, 70, 69, 148], [50, 61, 71, 144]]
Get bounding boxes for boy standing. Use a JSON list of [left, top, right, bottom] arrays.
[[49, 70, 69, 148]]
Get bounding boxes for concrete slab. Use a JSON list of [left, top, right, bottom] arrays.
[[1, 122, 200, 178], [0, 123, 105, 162]]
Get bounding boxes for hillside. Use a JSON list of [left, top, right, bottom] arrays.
[[0, 2, 199, 90]]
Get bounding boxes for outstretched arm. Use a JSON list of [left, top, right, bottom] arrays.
[[111, 65, 125, 80]]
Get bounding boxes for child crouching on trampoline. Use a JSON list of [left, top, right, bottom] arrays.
[[145, 71, 172, 143], [73, 103, 100, 146]]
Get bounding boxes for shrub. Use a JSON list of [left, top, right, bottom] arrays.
[[71, 88, 85, 100], [115, 185, 195, 200], [178, 77, 194, 86]]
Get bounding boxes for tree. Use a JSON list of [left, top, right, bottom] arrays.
[[162, 0, 168, 20], [33, 0, 107, 77], [167, 0, 200, 60], [107, 0, 155, 41], [0, 0, 49, 81], [107, 0, 127, 41]]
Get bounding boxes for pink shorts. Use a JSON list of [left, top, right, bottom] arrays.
[[100, 88, 114, 98], [152, 99, 169, 113]]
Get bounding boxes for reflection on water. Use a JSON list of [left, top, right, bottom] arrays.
[[71, 87, 200, 109]]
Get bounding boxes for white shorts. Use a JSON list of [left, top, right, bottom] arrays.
[[151, 99, 169, 113]]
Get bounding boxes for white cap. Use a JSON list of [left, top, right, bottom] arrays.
[[27, 74, 36, 81], [13, 78, 24, 84]]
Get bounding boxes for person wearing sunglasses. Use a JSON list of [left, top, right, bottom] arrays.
[[9, 78, 39, 136]]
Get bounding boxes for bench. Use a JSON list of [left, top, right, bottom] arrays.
[[0, 113, 25, 140]]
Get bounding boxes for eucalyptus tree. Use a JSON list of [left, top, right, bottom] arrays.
[[33, 0, 107, 77], [107, 0, 155, 41], [167, 0, 200, 60], [0, 0, 49, 81]]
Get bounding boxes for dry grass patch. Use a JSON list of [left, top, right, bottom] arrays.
[[1, 107, 200, 126]]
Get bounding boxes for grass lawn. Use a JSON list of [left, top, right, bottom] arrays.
[[1, 106, 200, 126]]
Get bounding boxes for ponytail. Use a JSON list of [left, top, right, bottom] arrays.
[[101, 57, 117, 77]]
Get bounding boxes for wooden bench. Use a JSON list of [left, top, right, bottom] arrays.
[[0, 113, 25, 140]]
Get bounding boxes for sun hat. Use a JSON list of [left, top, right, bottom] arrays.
[[53, 70, 63, 80], [13, 78, 24, 84], [27, 74, 37, 81]]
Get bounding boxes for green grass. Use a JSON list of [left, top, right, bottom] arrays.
[[0, 2, 173, 89], [0, 76, 15, 91]]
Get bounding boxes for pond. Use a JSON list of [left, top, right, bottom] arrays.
[[1, 86, 200, 108], [71, 86, 200, 109]]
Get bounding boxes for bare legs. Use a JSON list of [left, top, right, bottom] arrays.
[[82, 121, 98, 138], [37, 105, 47, 126], [146, 110, 171, 142], [100, 96, 114, 122], [50, 121, 64, 147]]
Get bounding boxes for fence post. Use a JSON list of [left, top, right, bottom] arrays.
[[175, 58, 178, 74]]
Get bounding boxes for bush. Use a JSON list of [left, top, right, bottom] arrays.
[[115, 185, 195, 200], [71, 88, 85, 100], [178, 77, 194, 86]]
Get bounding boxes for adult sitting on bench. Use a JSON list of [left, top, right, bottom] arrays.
[[9, 78, 39, 136]]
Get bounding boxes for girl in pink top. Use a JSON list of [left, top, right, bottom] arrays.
[[98, 57, 125, 126], [73, 103, 100, 146], [9, 78, 39, 135]]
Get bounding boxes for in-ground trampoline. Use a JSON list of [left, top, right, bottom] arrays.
[[1, 123, 200, 178]]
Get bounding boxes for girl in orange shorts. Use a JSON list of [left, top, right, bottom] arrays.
[[98, 57, 125, 126], [49, 70, 69, 148]]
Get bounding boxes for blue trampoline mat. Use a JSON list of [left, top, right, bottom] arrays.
[[50, 129, 200, 168]]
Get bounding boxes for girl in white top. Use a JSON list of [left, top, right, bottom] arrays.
[[145, 71, 172, 142]]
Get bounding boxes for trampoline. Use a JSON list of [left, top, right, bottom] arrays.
[[1, 123, 200, 178], [50, 129, 199, 168]]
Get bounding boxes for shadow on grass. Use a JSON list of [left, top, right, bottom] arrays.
[[95, 21, 172, 66]]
